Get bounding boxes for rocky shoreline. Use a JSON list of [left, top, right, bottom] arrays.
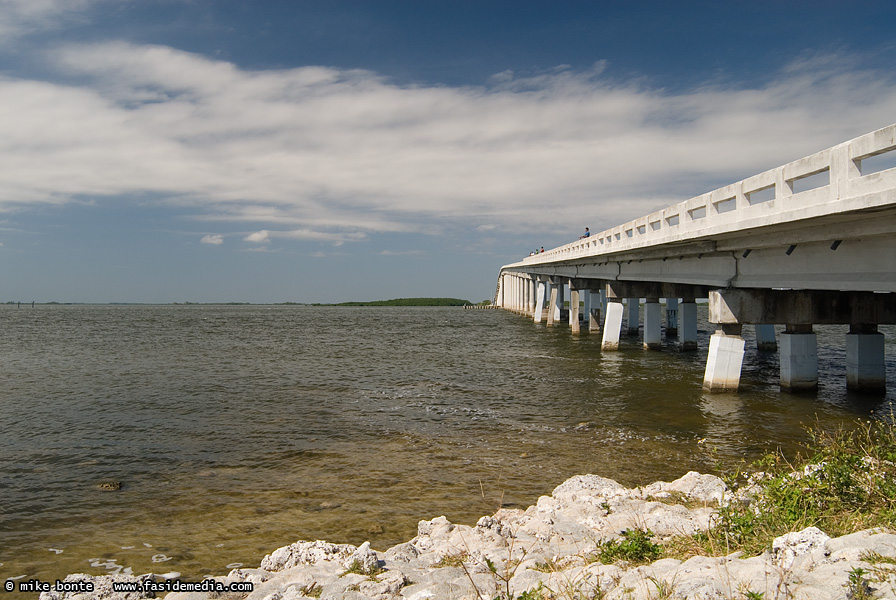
[[41, 472, 896, 600]]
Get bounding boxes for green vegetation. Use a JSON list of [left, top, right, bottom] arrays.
[[341, 559, 385, 579], [594, 528, 662, 565], [330, 297, 472, 306], [668, 417, 896, 560], [486, 418, 896, 599]]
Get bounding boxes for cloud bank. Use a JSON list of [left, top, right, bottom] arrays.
[[2, 42, 895, 244]]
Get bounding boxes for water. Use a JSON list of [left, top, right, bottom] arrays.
[[1, 304, 893, 589]]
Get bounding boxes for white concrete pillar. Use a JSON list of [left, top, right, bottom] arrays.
[[666, 298, 679, 337], [780, 324, 818, 392], [625, 298, 639, 336], [703, 324, 745, 392], [583, 291, 592, 329], [547, 284, 558, 327], [505, 274, 512, 310], [601, 300, 624, 350], [680, 299, 698, 351], [528, 278, 537, 315], [644, 298, 661, 350], [497, 274, 505, 308], [588, 291, 601, 334], [522, 277, 532, 315], [505, 275, 512, 310], [570, 288, 581, 334], [600, 288, 608, 319], [533, 281, 546, 323], [756, 324, 777, 351], [521, 277, 528, 314], [846, 324, 886, 394], [555, 284, 565, 322]]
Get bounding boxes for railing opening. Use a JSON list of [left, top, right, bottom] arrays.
[[746, 184, 775, 205], [789, 168, 830, 194], [650, 220, 661, 231], [713, 196, 736, 214], [625, 228, 634, 238], [666, 214, 680, 226], [688, 206, 706, 220], [636, 225, 646, 235], [859, 147, 896, 176]]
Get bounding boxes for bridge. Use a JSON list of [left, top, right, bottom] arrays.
[[495, 122, 896, 393]]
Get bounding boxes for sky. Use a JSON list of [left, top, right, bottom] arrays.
[[1, 1, 895, 304]]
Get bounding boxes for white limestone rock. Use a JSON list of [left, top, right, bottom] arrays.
[[39, 573, 158, 600], [412, 516, 455, 552], [259, 540, 357, 571], [772, 526, 831, 568], [343, 541, 380, 572], [551, 474, 632, 504], [642, 471, 728, 505]]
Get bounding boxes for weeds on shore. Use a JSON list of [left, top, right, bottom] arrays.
[[433, 418, 896, 600], [594, 529, 662, 565], [683, 417, 896, 558]]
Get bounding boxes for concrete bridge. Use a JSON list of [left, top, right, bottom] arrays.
[[495, 122, 896, 393]]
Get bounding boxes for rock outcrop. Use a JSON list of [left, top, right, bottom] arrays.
[[39, 472, 896, 600]]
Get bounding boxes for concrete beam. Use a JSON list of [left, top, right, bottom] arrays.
[[731, 234, 896, 291], [605, 281, 711, 300], [709, 288, 896, 325], [618, 254, 737, 288]]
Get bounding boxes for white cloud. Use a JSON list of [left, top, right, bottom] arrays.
[[0, 0, 98, 41], [244, 230, 270, 244], [200, 234, 223, 245], [1, 43, 894, 240]]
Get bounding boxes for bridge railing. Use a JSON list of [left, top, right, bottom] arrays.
[[520, 122, 896, 266]]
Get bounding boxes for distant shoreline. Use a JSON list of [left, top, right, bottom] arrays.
[[3, 298, 488, 307]]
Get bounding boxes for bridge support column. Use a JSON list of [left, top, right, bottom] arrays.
[[600, 288, 608, 320], [529, 277, 537, 316], [780, 324, 818, 392], [703, 324, 745, 392], [511, 275, 517, 312], [680, 298, 698, 351], [569, 288, 581, 334], [533, 280, 546, 323], [666, 298, 679, 337], [555, 284, 565, 323], [644, 298, 661, 350], [522, 277, 530, 314], [625, 298, 639, 336], [846, 324, 886, 393], [546, 284, 558, 326], [589, 291, 602, 334], [602, 299, 624, 351], [756, 324, 777, 351], [583, 291, 592, 330]]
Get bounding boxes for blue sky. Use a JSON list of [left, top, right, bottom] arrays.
[[2, 1, 895, 303]]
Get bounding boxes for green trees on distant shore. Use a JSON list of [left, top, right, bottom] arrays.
[[330, 297, 472, 306]]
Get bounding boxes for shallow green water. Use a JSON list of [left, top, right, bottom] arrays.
[[0, 305, 892, 589]]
